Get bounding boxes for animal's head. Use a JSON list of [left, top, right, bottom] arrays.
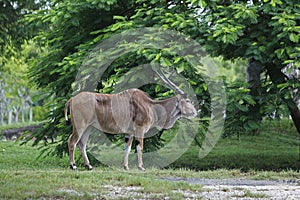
[[178, 96, 197, 119], [153, 66, 198, 119]]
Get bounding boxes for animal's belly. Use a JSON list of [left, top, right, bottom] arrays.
[[94, 120, 134, 134]]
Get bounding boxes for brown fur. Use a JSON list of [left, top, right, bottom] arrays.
[[65, 88, 197, 170]]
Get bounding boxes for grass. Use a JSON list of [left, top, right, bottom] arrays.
[[0, 142, 202, 199], [233, 190, 268, 199], [0, 141, 299, 199], [0, 119, 300, 199], [169, 119, 300, 171]]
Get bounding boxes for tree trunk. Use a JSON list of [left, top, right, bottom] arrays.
[[266, 63, 300, 134], [0, 112, 3, 125], [246, 58, 263, 133], [15, 113, 19, 124], [0, 83, 4, 125], [289, 106, 300, 133], [22, 108, 25, 123], [0, 104, 3, 125], [29, 107, 33, 122], [14, 109, 20, 124], [8, 111, 12, 124]]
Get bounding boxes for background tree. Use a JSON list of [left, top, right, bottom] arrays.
[[0, 0, 49, 125], [0, 0, 48, 62], [0, 41, 48, 125]]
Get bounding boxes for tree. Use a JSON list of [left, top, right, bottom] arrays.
[[103, 0, 300, 134], [193, 0, 300, 133], [0, 41, 47, 125], [25, 0, 299, 158], [0, 0, 48, 64], [0, 0, 50, 125], [24, 0, 140, 155], [125, 0, 300, 133]]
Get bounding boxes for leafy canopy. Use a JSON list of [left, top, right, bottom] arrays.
[[23, 0, 300, 156]]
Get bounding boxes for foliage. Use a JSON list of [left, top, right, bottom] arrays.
[[224, 81, 258, 137], [109, 0, 300, 123], [0, 0, 48, 64], [195, 0, 300, 129], [0, 1, 51, 125], [23, 0, 210, 157], [0, 41, 48, 125], [19, 0, 300, 158], [193, 0, 299, 65], [224, 78, 296, 137]]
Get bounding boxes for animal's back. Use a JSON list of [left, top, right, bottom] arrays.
[[69, 89, 154, 134]]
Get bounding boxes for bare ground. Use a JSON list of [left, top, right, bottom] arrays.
[[163, 177, 300, 199], [93, 178, 300, 199]]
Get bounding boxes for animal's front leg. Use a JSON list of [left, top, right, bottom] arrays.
[[78, 139, 92, 170], [135, 137, 145, 171], [124, 135, 133, 170]]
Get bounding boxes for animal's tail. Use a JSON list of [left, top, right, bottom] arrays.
[[64, 98, 72, 125]]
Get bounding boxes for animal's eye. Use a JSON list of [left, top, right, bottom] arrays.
[[186, 99, 195, 104]]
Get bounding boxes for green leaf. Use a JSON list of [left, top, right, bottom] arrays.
[[174, 57, 181, 64], [236, 104, 249, 112], [243, 95, 256, 106], [160, 57, 171, 66], [113, 15, 126, 21], [289, 33, 299, 43], [155, 84, 162, 93], [154, 53, 161, 61], [246, 120, 260, 130], [202, 84, 207, 91], [176, 64, 185, 73], [71, 18, 80, 27], [110, 23, 121, 31]]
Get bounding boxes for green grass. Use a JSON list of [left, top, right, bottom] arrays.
[[233, 190, 269, 199], [0, 142, 202, 199], [169, 119, 300, 171], [0, 140, 299, 199], [0, 119, 300, 199]]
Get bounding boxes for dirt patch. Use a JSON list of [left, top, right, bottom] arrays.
[[202, 185, 300, 199], [57, 178, 300, 199], [161, 177, 300, 199], [160, 177, 299, 186]]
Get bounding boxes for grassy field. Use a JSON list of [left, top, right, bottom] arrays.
[[171, 120, 300, 171], [0, 119, 299, 199]]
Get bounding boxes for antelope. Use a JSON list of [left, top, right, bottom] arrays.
[[64, 69, 197, 171]]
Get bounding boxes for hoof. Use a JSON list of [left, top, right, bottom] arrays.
[[138, 166, 145, 171], [70, 164, 77, 170], [85, 164, 93, 170], [124, 166, 129, 171]]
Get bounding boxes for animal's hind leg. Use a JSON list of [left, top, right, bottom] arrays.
[[78, 132, 92, 170], [134, 127, 146, 171], [124, 135, 133, 170], [68, 128, 80, 170]]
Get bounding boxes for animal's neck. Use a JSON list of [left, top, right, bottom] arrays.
[[153, 96, 181, 130]]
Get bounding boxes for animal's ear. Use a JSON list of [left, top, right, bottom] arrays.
[[179, 98, 187, 111], [176, 94, 187, 99]]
